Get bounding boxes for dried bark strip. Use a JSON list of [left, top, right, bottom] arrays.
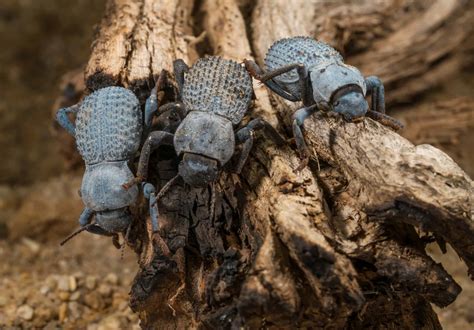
[[85, 0, 195, 94]]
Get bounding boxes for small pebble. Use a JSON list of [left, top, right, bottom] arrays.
[[98, 284, 112, 297], [35, 305, 54, 323], [57, 276, 69, 292], [97, 315, 124, 330], [68, 301, 81, 320], [85, 276, 97, 290], [17, 305, 34, 321], [44, 321, 61, 330], [58, 291, 70, 301], [84, 292, 105, 310], [21, 238, 40, 253], [70, 291, 81, 301], [69, 276, 77, 291], [105, 273, 119, 285], [58, 303, 68, 322], [40, 285, 50, 295], [45, 276, 57, 291]]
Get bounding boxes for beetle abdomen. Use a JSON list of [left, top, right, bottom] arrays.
[[182, 56, 253, 125], [76, 87, 142, 164], [264, 36, 343, 92]]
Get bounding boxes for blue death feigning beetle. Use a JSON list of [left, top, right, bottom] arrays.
[[56, 72, 169, 247], [245, 36, 403, 169]]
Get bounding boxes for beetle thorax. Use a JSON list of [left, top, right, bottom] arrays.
[[310, 62, 367, 104], [174, 111, 235, 166]]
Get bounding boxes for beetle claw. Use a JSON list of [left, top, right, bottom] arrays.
[[122, 176, 143, 190]]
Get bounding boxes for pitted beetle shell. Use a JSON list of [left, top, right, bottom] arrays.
[[264, 36, 367, 101], [182, 56, 253, 125], [174, 111, 235, 165], [76, 86, 142, 164], [265, 36, 343, 82], [81, 162, 138, 212]]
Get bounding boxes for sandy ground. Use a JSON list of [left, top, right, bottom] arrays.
[[0, 0, 473, 328], [0, 237, 139, 329]]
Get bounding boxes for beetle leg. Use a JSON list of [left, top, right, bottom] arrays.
[[245, 117, 286, 145], [142, 183, 159, 233], [366, 110, 404, 131], [234, 127, 254, 174], [123, 131, 175, 189], [244, 59, 300, 102], [292, 104, 320, 170], [297, 65, 314, 107], [144, 70, 168, 130], [150, 102, 186, 134], [136, 131, 175, 181], [173, 59, 189, 101], [365, 76, 385, 114], [234, 118, 285, 174], [156, 102, 186, 121], [56, 103, 80, 137], [60, 210, 95, 246], [247, 61, 304, 82], [78, 207, 94, 227]]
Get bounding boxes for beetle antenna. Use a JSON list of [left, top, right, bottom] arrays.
[[120, 241, 125, 260], [60, 223, 94, 246], [153, 174, 180, 205], [210, 182, 216, 221], [120, 224, 132, 260]]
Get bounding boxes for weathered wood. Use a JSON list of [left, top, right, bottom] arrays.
[[401, 98, 474, 177], [61, 0, 474, 328], [85, 0, 196, 96]]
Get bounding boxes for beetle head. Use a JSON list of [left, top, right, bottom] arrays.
[[179, 153, 219, 187], [95, 208, 131, 234], [332, 87, 368, 122]]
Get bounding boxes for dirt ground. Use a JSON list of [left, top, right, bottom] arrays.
[[0, 0, 473, 328]]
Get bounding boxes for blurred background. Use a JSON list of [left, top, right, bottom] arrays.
[[0, 0, 472, 328]]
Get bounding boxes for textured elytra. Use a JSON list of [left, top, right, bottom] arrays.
[[264, 36, 343, 83], [75, 87, 142, 164], [182, 56, 253, 125]]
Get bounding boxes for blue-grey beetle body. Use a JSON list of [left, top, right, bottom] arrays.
[[265, 37, 367, 117], [245, 36, 403, 168], [56, 77, 167, 245], [77, 87, 140, 235], [174, 56, 254, 187], [132, 56, 283, 192]]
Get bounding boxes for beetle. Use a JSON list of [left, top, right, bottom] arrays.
[[244, 36, 403, 169], [124, 55, 283, 198], [56, 72, 169, 246]]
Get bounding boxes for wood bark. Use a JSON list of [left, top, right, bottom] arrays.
[[59, 0, 474, 328]]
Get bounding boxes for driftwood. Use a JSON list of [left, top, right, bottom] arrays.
[[58, 0, 474, 328], [401, 98, 474, 177]]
